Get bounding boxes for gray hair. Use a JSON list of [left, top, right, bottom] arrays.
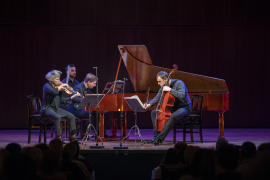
[[45, 70, 62, 81], [156, 71, 168, 80]]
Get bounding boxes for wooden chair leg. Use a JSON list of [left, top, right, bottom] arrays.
[[39, 126, 42, 143], [51, 127, 53, 138], [183, 124, 186, 142], [199, 124, 203, 143], [28, 124, 31, 144], [44, 124, 47, 144], [60, 122, 63, 137], [190, 126, 194, 142], [65, 121, 67, 138], [173, 126, 176, 143]]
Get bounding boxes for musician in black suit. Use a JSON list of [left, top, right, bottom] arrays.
[[68, 73, 98, 135], [144, 71, 192, 145]]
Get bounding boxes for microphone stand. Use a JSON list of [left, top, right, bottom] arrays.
[[114, 78, 128, 149], [89, 67, 104, 148]]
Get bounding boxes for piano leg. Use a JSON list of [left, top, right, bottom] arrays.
[[99, 113, 105, 141], [122, 112, 127, 136], [218, 111, 226, 138]]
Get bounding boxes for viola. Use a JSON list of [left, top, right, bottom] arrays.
[[155, 64, 178, 132], [56, 81, 83, 98]]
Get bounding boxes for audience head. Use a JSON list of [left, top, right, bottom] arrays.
[[49, 139, 63, 158], [5, 143, 21, 154], [174, 142, 187, 164], [240, 141, 256, 159], [21, 147, 43, 167], [216, 137, 228, 150], [184, 146, 201, 165], [71, 141, 80, 159], [257, 143, 270, 153], [35, 143, 49, 152], [160, 148, 178, 167], [41, 149, 61, 173], [242, 150, 270, 180], [63, 143, 77, 161], [215, 144, 240, 172]]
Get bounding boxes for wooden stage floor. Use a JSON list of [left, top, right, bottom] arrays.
[[0, 128, 269, 152]]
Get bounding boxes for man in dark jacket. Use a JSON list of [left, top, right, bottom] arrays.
[[144, 71, 192, 145], [69, 73, 98, 137]]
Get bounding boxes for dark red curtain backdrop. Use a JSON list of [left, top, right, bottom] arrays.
[[0, 0, 269, 129]]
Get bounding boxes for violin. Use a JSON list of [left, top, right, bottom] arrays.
[[56, 81, 83, 98], [155, 64, 178, 132]]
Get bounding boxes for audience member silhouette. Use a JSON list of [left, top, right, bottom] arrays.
[[63, 143, 92, 180], [236, 141, 256, 174], [215, 144, 241, 180], [35, 143, 49, 152], [5, 143, 21, 154], [153, 148, 179, 179], [37, 149, 66, 180], [71, 141, 93, 175], [257, 142, 270, 153], [174, 142, 187, 166]]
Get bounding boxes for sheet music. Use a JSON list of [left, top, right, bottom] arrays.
[[124, 95, 146, 112]]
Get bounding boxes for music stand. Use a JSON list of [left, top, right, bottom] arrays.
[[121, 96, 146, 146], [102, 80, 127, 94], [79, 94, 105, 148]]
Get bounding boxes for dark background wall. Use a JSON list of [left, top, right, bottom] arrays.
[[0, 0, 269, 129]]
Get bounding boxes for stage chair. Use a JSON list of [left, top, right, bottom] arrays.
[[27, 94, 54, 144], [61, 117, 88, 139], [173, 94, 203, 143]]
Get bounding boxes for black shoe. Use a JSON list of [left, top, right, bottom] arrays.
[[153, 138, 162, 146], [146, 137, 157, 143]]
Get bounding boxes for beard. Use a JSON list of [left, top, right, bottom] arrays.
[[70, 74, 76, 78]]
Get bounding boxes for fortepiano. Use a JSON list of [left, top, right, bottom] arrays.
[[87, 45, 229, 141]]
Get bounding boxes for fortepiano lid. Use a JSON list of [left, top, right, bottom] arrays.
[[118, 45, 229, 93]]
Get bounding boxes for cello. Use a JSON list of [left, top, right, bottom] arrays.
[[155, 64, 178, 132]]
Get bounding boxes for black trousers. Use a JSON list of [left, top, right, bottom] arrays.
[[43, 108, 76, 136], [151, 105, 191, 141], [74, 109, 97, 132]]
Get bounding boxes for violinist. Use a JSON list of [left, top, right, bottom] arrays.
[[68, 73, 98, 135], [41, 70, 81, 144], [144, 71, 192, 145]]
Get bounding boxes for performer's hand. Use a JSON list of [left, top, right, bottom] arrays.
[[144, 103, 151, 109], [58, 83, 68, 91], [163, 86, 171, 92], [71, 92, 81, 99]]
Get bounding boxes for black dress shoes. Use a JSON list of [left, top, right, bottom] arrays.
[[153, 138, 162, 146], [146, 137, 157, 143]]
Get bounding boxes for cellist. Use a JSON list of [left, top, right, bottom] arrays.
[[144, 71, 192, 145]]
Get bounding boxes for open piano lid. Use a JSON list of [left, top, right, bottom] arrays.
[[118, 45, 229, 94]]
